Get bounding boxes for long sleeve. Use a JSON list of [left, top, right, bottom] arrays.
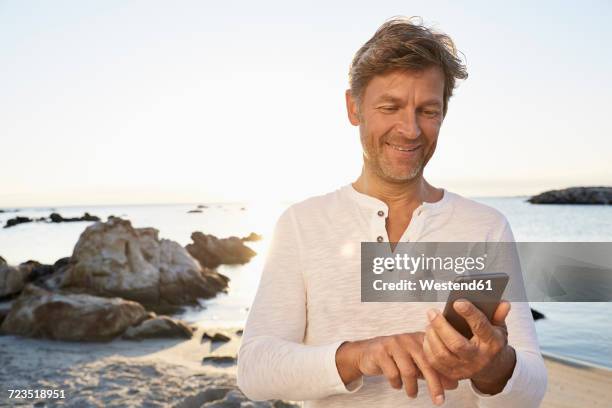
[[236, 207, 362, 401], [471, 220, 548, 407]]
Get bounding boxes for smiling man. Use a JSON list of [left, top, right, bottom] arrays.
[[237, 17, 547, 407]]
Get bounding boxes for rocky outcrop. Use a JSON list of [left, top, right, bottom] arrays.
[[241, 232, 262, 242], [186, 232, 257, 269], [49, 212, 101, 223], [531, 308, 545, 321], [0, 258, 27, 298], [201, 331, 231, 343], [0, 285, 148, 341], [4, 216, 34, 228], [528, 187, 612, 204], [61, 217, 229, 308], [122, 315, 194, 340], [3, 213, 101, 228], [23, 257, 71, 290]]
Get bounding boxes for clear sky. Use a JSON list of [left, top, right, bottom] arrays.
[[1, 0, 610, 207]]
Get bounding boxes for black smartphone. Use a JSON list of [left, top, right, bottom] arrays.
[[442, 272, 509, 339]]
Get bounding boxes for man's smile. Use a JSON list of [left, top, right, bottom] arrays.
[[384, 142, 422, 157]]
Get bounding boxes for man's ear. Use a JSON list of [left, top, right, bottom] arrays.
[[345, 89, 360, 126]]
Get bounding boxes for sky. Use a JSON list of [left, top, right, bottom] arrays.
[[1, 0, 610, 207]]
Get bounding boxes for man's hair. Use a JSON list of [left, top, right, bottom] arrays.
[[349, 16, 468, 117]]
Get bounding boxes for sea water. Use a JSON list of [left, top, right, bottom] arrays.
[[1, 196, 610, 368]]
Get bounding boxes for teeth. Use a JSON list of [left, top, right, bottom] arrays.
[[388, 143, 418, 152]]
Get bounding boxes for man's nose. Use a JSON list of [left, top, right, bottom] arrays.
[[395, 109, 421, 139]]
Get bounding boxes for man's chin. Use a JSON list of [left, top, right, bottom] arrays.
[[379, 168, 423, 183]]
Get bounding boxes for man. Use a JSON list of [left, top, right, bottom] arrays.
[[237, 17, 547, 407]]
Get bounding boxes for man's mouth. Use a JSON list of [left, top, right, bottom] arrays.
[[385, 142, 421, 152]]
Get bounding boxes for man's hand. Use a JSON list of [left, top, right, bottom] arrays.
[[423, 300, 517, 395], [336, 332, 458, 406]]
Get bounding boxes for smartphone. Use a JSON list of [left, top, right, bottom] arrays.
[[442, 272, 509, 339]]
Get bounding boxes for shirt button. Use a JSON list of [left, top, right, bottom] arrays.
[[377, 210, 385, 217], [376, 236, 384, 242]]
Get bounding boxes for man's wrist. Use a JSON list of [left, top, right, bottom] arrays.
[[335, 340, 363, 385], [471, 345, 517, 395]]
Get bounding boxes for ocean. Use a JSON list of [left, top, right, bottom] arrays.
[[1, 196, 611, 368]]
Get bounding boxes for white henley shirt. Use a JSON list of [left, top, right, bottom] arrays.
[[237, 183, 548, 407]]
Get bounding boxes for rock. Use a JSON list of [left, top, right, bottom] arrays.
[[18, 257, 72, 291], [0, 255, 5, 265], [528, 186, 612, 204], [201, 331, 231, 343], [531, 308, 545, 321], [61, 217, 229, 308], [235, 329, 243, 336], [4, 216, 33, 228], [197, 205, 209, 209], [186, 232, 257, 269], [176, 387, 234, 408], [202, 355, 236, 365], [0, 305, 10, 327], [122, 316, 194, 340], [177, 387, 299, 408], [272, 401, 301, 408], [49, 212, 101, 223], [241, 232, 262, 242], [0, 262, 25, 298], [0, 285, 148, 341], [187, 209, 203, 213]]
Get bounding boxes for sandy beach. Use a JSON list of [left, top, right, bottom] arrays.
[[0, 326, 296, 407], [542, 354, 612, 408], [1, 326, 610, 407]]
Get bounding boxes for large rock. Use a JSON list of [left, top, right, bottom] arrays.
[[0, 259, 26, 298], [186, 232, 257, 269], [528, 186, 612, 204], [61, 217, 229, 308], [0, 285, 148, 341], [122, 315, 194, 340]]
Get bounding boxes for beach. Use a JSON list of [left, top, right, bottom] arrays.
[[542, 355, 612, 408], [1, 327, 610, 407]]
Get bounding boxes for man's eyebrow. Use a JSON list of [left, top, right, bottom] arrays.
[[374, 94, 443, 107], [420, 99, 443, 108], [374, 94, 403, 103]]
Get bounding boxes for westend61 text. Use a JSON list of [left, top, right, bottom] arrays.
[[372, 279, 493, 292]]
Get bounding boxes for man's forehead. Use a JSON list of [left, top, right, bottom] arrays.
[[364, 68, 445, 103]]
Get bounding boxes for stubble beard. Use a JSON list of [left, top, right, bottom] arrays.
[[362, 134, 426, 183]]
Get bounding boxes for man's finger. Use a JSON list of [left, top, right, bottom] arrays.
[[491, 300, 511, 326], [412, 349, 446, 406], [390, 349, 419, 398], [377, 352, 402, 390], [427, 309, 475, 358], [424, 324, 460, 371], [453, 299, 495, 342]]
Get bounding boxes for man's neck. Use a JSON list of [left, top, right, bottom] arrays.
[[352, 166, 442, 212]]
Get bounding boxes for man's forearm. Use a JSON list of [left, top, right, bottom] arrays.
[[471, 345, 517, 395]]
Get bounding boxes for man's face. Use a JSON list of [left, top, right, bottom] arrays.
[[346, 66, 445, 182]]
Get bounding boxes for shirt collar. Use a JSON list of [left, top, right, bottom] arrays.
[[341, 182, 454, 216]]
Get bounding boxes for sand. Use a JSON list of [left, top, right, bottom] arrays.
[[1, 328, 609, 407], [542, 354, 612, 408]]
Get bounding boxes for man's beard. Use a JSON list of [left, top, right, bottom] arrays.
[[362, 135, 426, 182]]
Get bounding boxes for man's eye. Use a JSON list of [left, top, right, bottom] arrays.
[[422, 110, 440, 118], [379, 106, 398, 112]]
